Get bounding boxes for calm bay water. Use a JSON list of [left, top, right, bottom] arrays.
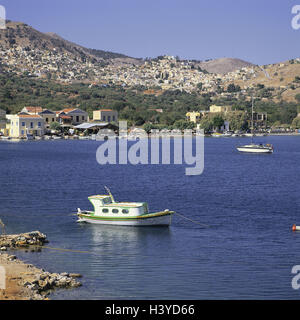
[[0, 136, 299, 299]]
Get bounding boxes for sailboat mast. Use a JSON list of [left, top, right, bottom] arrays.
[[251, 96, 254, 144]]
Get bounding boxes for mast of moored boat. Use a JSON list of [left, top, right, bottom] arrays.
[[251, 95, 254, 144]]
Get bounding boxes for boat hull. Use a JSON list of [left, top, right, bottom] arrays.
[[237, 147, 273, 153], [77, 211, 174, 226]]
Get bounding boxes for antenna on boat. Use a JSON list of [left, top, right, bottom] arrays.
[[104, 186, 115, 203]]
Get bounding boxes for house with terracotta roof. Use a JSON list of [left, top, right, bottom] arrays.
[[21, 106, 43, 115], [5, 114, 45, 138], [93, 109, 118, 122], [56, 108, 88, 125]]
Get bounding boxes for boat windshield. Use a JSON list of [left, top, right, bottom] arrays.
[[102, 197, 112, 204]]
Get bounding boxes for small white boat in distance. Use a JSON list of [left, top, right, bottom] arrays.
[[237, 143, 273, 153], [77, 187, 174, 226]]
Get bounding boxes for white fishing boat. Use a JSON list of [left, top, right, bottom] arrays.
[[77, 187, 174, 226], [237, 97, 273, 154]]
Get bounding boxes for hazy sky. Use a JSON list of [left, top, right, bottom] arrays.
[[2, 0, 300, 65]]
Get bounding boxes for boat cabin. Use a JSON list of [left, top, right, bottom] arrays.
[[88, 195, 149, 217]]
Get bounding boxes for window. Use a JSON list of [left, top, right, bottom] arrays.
[[46, 118, 48, 123], [82, 116, 84, 120], [30, 122, 33, 128], [108, 116, 111, 122], [112, 116, 115, 121], [112, 209, 119, 214], [122, 209, 129, 214], [102, 209, 109, 213], [22, 122, 25, 127], [21, 130, 24, 135], [102, 116, 106, 121], [38, 122, 41, 127]]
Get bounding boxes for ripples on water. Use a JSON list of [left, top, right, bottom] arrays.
[[0, 136, 299, 299]]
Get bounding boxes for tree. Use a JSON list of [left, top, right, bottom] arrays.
[[227, 83, 235, 93], [197, 82, 203, 91], [173, 120, 195, 130], [212, 115, 224, 131], [295, 94, 300, 104], [199, 117, 213, 132], [292, 117, 300, 128], [50, 121, 61, 131]]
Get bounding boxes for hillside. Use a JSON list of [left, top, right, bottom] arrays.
[[2, 21, 140, 64], [226, 58, 300, 102], [0, 21, 300, 102], [199, 57, 254, 74]]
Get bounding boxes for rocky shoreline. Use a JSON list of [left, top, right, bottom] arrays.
[[0, 231, 82, 300]]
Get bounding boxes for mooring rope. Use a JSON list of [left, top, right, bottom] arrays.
[[175, 212, 211, 228]]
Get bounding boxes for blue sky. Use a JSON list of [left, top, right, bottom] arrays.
[[1, 0, 300, 65]]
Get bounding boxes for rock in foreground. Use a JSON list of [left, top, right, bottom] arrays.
[[0, 231, 48, 249]]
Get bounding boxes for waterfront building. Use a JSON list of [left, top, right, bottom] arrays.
[[186, 111, 201, 123], [38, 109, 56, 127], [93, 109, 118, 122], [247, 112, 268, 129], [56, 112, 72, 126], [57, 108, 88, 125], [6, 114, 45, 138]]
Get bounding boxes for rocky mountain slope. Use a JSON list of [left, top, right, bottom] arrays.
[[0, 21, 300, 102], [198, 57, 254, 74]]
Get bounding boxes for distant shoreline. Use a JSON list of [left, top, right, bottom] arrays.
[[0, 133, 299, 142]]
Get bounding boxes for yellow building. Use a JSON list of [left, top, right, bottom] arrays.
[[209, 105, 232, 113], [186, 111, 201, 123], [93, 109, 118, 122], [6, 114, 45, 138]]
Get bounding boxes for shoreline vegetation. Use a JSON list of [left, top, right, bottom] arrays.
[[0, 231, 82, 300]]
